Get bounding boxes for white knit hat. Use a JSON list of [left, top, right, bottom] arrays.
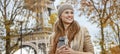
[[58, 4, 73, 18]]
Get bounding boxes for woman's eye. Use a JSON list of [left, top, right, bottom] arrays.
[[65, 11, 73, 14], [71, 12, 73, 14], [65, 12, 69, 14]]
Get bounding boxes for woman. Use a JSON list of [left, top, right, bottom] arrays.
[[49, 4, 94, 54]]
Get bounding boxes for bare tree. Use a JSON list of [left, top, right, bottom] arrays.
[[0, 0, 55, 54], [0, 0, 24, 54], [79, 0, 120, 54]]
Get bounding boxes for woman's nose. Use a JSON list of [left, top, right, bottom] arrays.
[[68, 13, 73, 17]]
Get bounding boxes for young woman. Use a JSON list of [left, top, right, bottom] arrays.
[[49, 4, 94, 54]]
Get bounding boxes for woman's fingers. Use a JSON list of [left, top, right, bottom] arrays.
[[58, 45, 66, 50], [62, 46, 75, 54], [62, 50, 71, 54], [56, 45, 66, 54], [56, 45, 75, 54]]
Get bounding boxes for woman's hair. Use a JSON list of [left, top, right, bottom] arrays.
[[49, 18, 80, 54]]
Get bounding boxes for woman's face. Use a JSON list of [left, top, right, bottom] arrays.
[[60, 9, 74, 24]]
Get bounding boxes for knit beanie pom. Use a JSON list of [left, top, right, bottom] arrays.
[[58, 4, 73, 18]]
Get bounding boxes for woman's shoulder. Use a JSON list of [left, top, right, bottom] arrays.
[[79, 26, 88, 32], [76, 26, 89, 38]]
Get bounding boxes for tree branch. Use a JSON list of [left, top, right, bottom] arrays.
[[0, 0, 4, 17], [102, 0, 108, 18], [108, 0, 112, 16], [10, 0, 17, 20], [90, 0, 100, 17], [27, 10, 31, 19], [6, 0, 10, 7], [10, 37, 20, 53], [0, 17, 4, 23], [3, 0, 7, 20], [0, 7, 4, 17], [12, 7, 23, 22], [11, 0, 23, 21], [0, 0, 4, 7]]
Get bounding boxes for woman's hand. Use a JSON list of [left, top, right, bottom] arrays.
[[56, 45, 76, 54], [61, 46, 93, 54], [55, 45, 66, 54], [56, 46, 93, 54], [61, 46, 75, 54]]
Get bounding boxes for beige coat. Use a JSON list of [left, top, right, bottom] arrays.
[[49, 26, 94, 53]]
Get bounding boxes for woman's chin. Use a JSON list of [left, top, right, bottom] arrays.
[[65, 21, 73, 24]]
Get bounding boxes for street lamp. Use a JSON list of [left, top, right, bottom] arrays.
[[116, 24, 120, 46], [16, 20, 23, 54], [20, 21, 23, 54]]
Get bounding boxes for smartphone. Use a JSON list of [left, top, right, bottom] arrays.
[[57, 37, 65, 48]]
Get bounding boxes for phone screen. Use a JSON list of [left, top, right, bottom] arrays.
[[57, 37, 65, 48]]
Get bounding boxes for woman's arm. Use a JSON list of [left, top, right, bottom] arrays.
[[74, 50, 93, 54], [60, 46, 93, 54], [83, 27, 94, 53]]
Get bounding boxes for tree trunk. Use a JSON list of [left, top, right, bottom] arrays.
[[100, 20, 105, 54], [5, 22, 11, 54]]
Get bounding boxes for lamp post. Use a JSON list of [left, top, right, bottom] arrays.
[[20, 21, 23, 54], [16, 20, 23, 54], [116, 24, 120, 46], [114, 22, 120, 47]]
